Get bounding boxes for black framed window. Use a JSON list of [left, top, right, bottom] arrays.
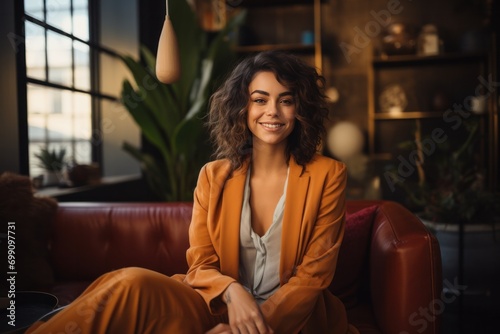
[[23, 0, 121, 178]]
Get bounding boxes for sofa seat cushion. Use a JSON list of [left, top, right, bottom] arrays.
[[346, 302, 382, 334]]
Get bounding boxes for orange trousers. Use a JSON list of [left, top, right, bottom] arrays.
[[26, 267, 227, 334]]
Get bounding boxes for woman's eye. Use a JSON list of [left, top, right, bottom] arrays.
[[280, 99, 294, 106], [253, 98, 266, 104]]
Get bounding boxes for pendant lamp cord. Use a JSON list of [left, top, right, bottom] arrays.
[[166, 0, 169, 17]]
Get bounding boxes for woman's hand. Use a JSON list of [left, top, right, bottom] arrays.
[[221, 283, 274, 334]]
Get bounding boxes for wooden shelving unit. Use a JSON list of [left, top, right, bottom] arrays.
[[234, 0, 323, 72], [368, 51, 493, 159]]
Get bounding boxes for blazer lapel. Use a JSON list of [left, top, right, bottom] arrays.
[[219, 160, 249, 280], [280, 158, 310, 285]]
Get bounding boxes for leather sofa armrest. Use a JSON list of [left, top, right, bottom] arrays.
[[369, 201, 442, 334]]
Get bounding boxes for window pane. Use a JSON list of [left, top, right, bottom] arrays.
[[28, 113, 47, 142], [74, 41, 90, 90], [47, 32, 72, 86], [100, 53, 128, 97], [46, 0, 71, 33], [25, 22, 46, 80], [29, 142, 46, 177], [28, 85, 92, 177], [74, 141, 92, 166], [73, 0, 89, 40], [73, 93, 92, 140], [24, 0, 44, 21], [27, 84, 58, 115]]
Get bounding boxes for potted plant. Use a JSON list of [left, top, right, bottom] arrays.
[[387, 118, 500, 308], [34, 147, 66, 186], [120, 0, 245, 201], [397, 120, 500, 225]]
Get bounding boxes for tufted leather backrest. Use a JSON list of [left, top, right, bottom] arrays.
[[49, 202, 193, 281]]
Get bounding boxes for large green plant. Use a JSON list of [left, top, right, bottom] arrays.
[[120, 1, 245, 201]]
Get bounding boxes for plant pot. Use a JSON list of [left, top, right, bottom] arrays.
[[42, 171, 60, 186], [419, 217, 500, 310]]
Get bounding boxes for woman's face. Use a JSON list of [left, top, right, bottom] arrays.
[[246, 71, 297, 150]]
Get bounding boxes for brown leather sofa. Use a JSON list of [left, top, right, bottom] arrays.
[[45, 200, 442, 334]]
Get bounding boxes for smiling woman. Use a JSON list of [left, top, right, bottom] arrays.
[[26, 51, 358, 334]]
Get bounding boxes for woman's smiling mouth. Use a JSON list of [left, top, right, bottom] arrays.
[[260, 122, 284, 129]]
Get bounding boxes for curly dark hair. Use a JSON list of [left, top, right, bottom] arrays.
[[207, 51, 329, 170]]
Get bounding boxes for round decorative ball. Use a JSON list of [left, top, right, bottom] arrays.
[[327, 121, 364, 160]]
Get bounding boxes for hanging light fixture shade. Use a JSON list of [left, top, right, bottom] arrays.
[[155, 0, 181, 83]]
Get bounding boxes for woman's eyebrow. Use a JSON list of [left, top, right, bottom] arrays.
[[250, 90, 293, 97], [250, 90, 269, 96]]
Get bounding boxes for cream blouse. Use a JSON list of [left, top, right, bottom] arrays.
[[238, 167, 288, 304]]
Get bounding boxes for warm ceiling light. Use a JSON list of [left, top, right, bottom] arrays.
[[155, 0, 181, 83]]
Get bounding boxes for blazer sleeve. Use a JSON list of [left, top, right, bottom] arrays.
[[183, 164, 237, 315], [261, 162, 347, 333]]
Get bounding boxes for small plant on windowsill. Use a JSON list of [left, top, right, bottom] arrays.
[[34, 147, 66, 186]]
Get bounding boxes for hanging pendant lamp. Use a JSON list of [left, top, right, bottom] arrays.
[[156, 0, 181, 83]]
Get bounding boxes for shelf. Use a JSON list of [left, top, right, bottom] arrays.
[[35, 174, 141, 198], [374, 111, 447, 120], [234, 0, 323, 71], [237, 0, 325, 7], [373, 52, 487, 67], [370, 153, 393, 160], [234, 43, 315, 53]]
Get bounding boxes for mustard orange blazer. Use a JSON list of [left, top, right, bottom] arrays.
[[173, 154, 349, 334]]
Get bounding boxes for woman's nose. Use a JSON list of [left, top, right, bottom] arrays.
[[266, 102, 279, 116]]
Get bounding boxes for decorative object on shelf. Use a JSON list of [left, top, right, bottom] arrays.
[[195, 0, 227, 31], [67, 162, 100, 187], [34, 147, 66, 186], [417, 24, 442, 56], [327, 121, 364, 162], [327, 121, 367, 183], [379, 84, 407, 114], [325, 86, 339, 104], [380, 23, 417, 56], [431, 91, 450, 111], [327, 121, 379, 200], [156, 0, 181, 83], [471, 95, 488, 114], [301, 30, 314, 45], [120, 0, 246, 201]]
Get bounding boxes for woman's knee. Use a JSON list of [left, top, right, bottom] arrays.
[[103, 267, 195, 299]]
